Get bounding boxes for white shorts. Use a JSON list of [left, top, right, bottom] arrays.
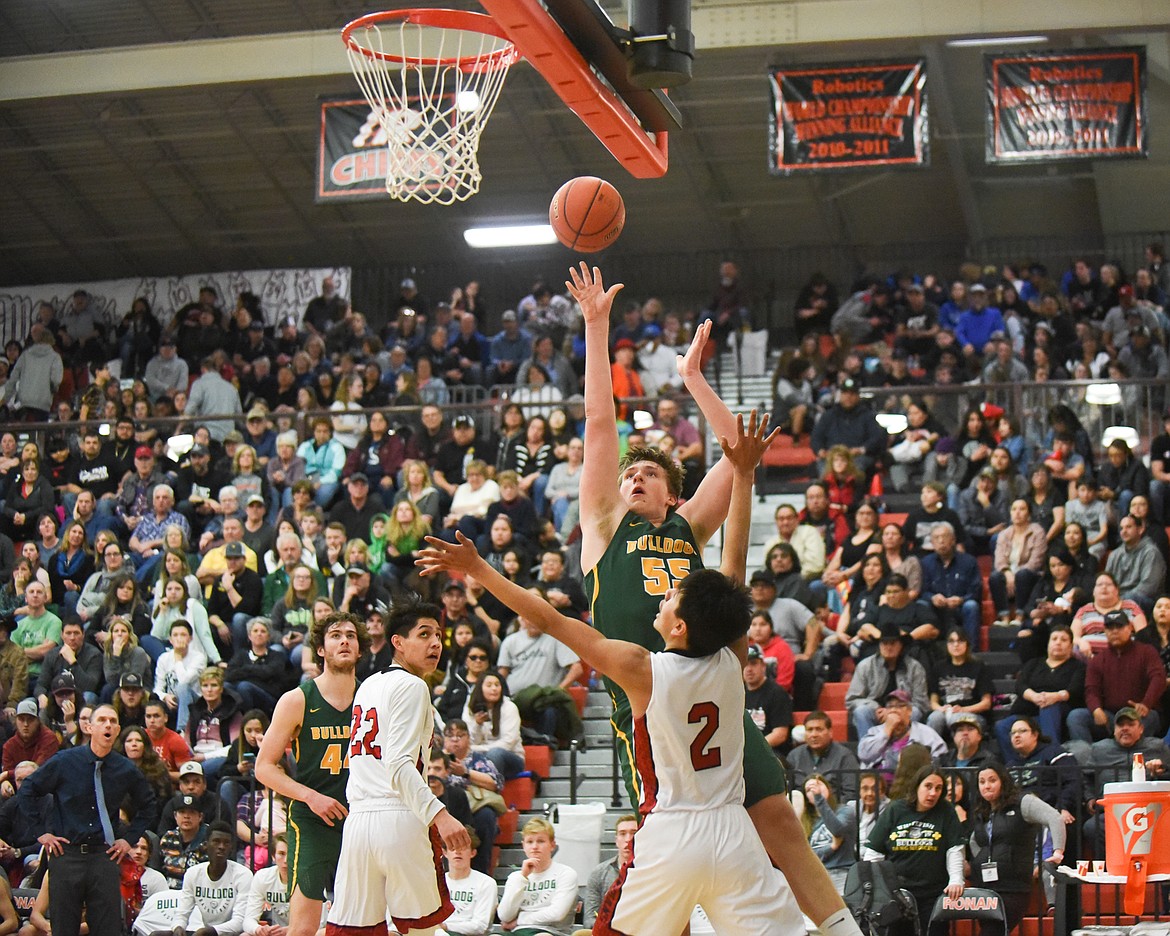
[[595, 805, 803, 936], [326, 805, 452, 934]]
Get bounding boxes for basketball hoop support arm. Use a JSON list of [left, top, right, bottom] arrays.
[[479, 0, 669, 178]]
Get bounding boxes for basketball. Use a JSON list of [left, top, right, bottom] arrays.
[[549, 176, 625, 253]]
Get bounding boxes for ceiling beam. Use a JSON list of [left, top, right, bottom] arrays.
[[2, 1, 1168, 102]]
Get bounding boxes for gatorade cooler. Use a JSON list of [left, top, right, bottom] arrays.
[[550, 802, 606, 882], [1102, 780, 1170, 915]]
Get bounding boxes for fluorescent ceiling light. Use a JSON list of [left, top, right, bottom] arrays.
[[947, 35, 1048, 48], [464, 224, 557, 248]]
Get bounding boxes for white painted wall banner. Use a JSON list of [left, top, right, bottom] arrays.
[[0, 267, 350, 346], [768, 59, 929, 175], [985, 48, 1147, 163]]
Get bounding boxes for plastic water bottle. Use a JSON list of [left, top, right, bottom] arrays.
[[1132, 752, 1146, 782]]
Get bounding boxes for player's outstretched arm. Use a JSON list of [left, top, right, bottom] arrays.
[[256, 688, 347, 827], [418, 534, 650, 694], [567, 263, 626, 574], [674, 321, 741, 546], [718, 410, 778, 587]]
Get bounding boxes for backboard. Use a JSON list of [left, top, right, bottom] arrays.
[[477, 0, 689, 178]]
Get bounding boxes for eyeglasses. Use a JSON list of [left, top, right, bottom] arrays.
[[466, 654, 488, 662]]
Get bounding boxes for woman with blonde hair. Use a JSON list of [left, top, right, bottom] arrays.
[[101, 617, 151, 701], [383, 500, 433, 596], [231, 443, 267, 507], [48, 519, 93, 617], [393, 459, 441, 525]]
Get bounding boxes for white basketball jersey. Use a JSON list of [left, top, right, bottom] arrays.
[[634, 647, 746, 814], [345, 665, 439, 821]]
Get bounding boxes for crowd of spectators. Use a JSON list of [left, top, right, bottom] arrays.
[[0, 248, 1167, 932]]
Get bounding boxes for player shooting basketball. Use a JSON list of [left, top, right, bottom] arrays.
[[419, 412, 804, 934], [566, 262, 862, 936]]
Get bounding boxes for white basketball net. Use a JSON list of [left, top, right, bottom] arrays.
[[345, 16, 516, 205]]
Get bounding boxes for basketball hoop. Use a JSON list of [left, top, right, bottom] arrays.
[[342, 10, 519, 205]]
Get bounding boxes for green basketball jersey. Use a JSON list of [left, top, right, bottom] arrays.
[[289, 678, 353, 824], [585, 509, 702, 717]]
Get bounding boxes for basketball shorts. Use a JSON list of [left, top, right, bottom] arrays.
[[594, 804, 803, 936], [287, 811, 343, 901], [612, 708, 787, 810], [325, 804, 452, 934]]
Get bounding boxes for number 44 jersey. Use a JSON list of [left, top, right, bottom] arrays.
[[635, 648, 746, 815]]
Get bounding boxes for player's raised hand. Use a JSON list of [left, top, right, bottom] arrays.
[[718, 409, 779, 474], [565, 262, 623, 326], [676, 318, 712, 381], [417, 533, 482, 577]]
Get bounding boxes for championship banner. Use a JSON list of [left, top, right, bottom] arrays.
[[768, 60, 928, 174], [985, 48, 1146, 163], [317, 98, 390, 201]]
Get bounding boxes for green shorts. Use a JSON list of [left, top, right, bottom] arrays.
[[287, 810, 343, 901], [611, 704, 788, 811]]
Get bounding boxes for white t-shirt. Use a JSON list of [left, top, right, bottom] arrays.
[[496, 861, 578, 931], [243, 865, 290, 933], [174, 861, 254, 936], [442, 868, 498, 935], [135, 889, 198, 936], [496, 629, 578, 694], [142, 866, 171, 898]]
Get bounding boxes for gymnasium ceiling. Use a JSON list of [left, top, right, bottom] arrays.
[[1, 1, 1170, 291]]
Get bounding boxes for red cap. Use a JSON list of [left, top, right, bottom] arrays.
[[134, 446, 154, 459], [1119, 284, 1134, 298], [613, 338, 637, 352]]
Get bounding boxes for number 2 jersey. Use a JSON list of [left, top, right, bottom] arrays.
[[635, 648, 746, 816], [585, 509, 702, 722], [346, 665, 443, 826]]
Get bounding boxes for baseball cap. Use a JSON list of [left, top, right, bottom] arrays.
[[452, 415, 475, 430], [190, 444, 209, 457], [840, 378, 860, 392], [246, 405, 267, 421], [882, 689, 912, 707], [224, 430, 244, 445], [749, 571, 775, 587], [15, 699, 38, 718], [224, 542, 246, 559], [443, 579, 466, 593], [346, 564, 370, 577], [171, 793, 201, 813], [968, 283, 987, 294], [613, 338, 637, 351], [642, 323, 663, 339], [135, 445, 154, 459], [51, 673, 76, 694], [1114, 706, 1141, 723], [501, 310, 518, 322], [878, 621, 906, 643], [905, 282, 925, 293], [178, 761, 204, 778], [246, 494, 265, 507], [120, 673, 144, 689], [950, 714, 983, 733], [1119, 284, 1135, 298], [1102, 610, 1131, 629], [401, 278, 416, 290], [248, 319, 264, 331], [745, 644, 764, 662], [347, 472, 369, 485]]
